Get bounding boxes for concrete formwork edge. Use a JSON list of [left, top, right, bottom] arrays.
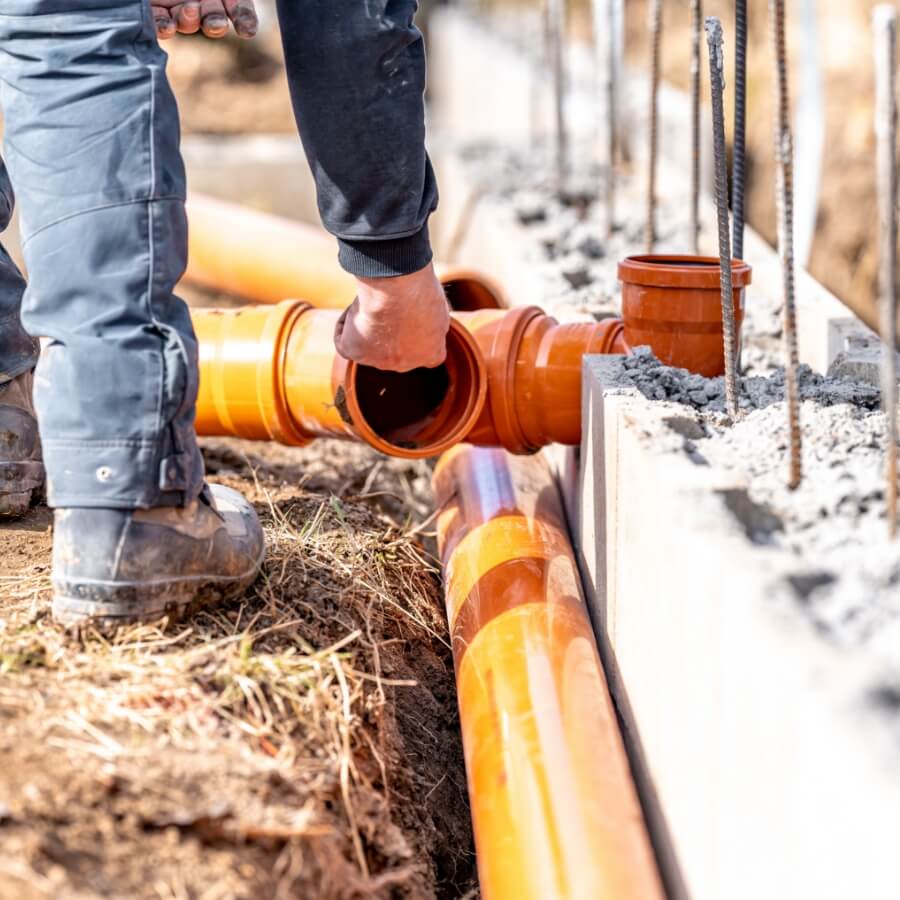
[[578, 358, 900, 900]]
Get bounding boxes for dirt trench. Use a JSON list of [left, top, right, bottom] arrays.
[[0, 440, 476, 900]]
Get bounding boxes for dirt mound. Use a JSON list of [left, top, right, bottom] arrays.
[[0, 439, 475, 899]]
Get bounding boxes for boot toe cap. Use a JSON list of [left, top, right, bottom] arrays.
[[209, 483, 266, 570]]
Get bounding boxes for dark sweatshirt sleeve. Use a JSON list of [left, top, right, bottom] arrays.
[[275, 0, 439, 278]]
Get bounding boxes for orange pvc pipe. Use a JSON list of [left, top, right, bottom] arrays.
[[184, 193, 506, 311], [433, 446, 663, 900], [460, 307, 627, 453], [192, 301, 487, 459]]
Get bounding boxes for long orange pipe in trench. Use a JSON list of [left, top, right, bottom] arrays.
[[433, 446, 664, 900], [184, 193, 507, 312]]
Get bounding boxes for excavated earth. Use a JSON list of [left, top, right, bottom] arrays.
[[0, 440, 476, 899]]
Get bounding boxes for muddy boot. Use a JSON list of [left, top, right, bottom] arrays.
[[0, 369, 44, 518], [51, 484, 265, 628]]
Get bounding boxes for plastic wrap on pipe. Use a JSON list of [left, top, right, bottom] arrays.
[[184, 193, 507, 311], [433, 446, 663, 900]]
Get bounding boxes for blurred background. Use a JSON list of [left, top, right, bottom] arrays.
[[165, 0, 878, 313]]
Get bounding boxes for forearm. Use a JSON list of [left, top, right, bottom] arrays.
[[275, 0, 438, 278]]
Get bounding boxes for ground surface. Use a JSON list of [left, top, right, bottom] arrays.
[[0, 441, 476, 900]]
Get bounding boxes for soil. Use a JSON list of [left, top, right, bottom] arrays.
[[167, 28, 295, 136], [0, 439, 476, 900]]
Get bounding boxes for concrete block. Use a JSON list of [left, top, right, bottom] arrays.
[[578, 357, 900, 900]]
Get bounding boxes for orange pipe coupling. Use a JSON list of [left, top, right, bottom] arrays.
[[460, 307, 626, 453], [433, 446, 663, 900], [184, 193, 506, 311], [192, 301, 486, 459]]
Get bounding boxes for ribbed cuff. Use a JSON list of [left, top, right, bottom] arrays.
[[337, 224, 433, 278]]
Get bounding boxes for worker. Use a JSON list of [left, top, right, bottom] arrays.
[[0, 1, 449, 626]]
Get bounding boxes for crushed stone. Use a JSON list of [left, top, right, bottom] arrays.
[[618, 349, 900, 658], [620, 346, 881, 415]]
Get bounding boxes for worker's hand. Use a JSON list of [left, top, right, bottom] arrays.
[[152, 0, 258, 40], [335, 264, 451, 373]]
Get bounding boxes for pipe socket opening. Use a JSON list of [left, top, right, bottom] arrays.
[[442, 275, 505, 311], [345, 320, 487, 459]]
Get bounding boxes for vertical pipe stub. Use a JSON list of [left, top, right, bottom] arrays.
[[618, 255, 752, 377]]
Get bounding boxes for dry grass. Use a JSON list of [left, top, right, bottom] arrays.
[[0, 440, 475, 900]]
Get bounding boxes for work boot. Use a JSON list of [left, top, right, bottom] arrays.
[[51, 484, 265, 628], [0, 368, 44, 518]]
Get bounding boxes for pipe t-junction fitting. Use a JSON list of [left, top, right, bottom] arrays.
[[191, 303, 626, 458], [460, 306, 627, 453]]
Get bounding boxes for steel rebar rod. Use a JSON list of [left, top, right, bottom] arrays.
[[875, 5, 899, 538], [690, 0, 703, 255], [769, 0, 803, 489], [733, 0, 749, 261], [606, 0, 619, 236], [646, 0, 663, 252], [547, 0, 568, 197], [705, 17, 739, 418]]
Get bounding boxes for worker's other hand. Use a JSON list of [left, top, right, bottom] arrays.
[[152, 0, 259, 40], [335, 264, 451, 373]]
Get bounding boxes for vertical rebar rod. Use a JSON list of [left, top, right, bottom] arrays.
[[769, 0, 803, 489], [705, 18, 739, 419], [875, 5, 899, 538], [646, 0, 662, 252], [606, 0, 618, 236], [690, 0, 703, 255], [547, 0, 568, 197], [733, 0, 749, 261]]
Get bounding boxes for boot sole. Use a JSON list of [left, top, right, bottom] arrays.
[[51, 549, 265, 631], [0, 460, 44, 519]]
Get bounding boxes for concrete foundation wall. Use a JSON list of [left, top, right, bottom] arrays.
[[579, 362, 900, 900]]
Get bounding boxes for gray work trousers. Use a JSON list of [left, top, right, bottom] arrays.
[[0, 0, 436, 509]]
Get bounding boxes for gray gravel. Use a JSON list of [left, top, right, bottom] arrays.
[[619, 349, 900, 655]]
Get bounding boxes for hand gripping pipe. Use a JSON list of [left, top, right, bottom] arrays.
[[433, 445, 664, 900], [190, 302, 626, 457], [184, 193, 506, 312], [191, 302, 487, 459]]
